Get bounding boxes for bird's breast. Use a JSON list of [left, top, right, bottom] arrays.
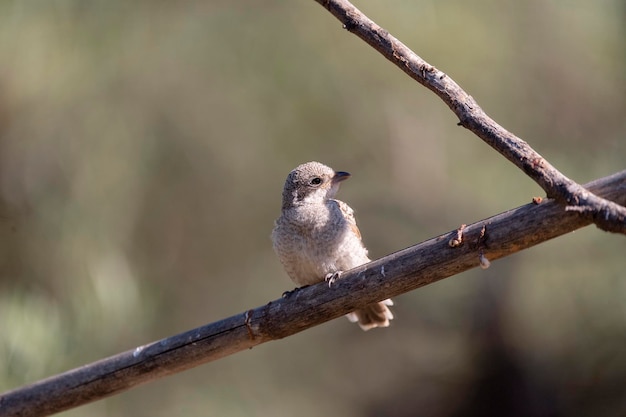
[[272, 204, 368, 287]]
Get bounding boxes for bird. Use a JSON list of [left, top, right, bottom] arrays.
[[271, 161, 394, 331]]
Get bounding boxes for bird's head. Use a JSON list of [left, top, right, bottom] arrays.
[[281, 161, 350, 210]]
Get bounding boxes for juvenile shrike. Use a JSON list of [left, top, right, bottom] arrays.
[[272, 161, 393, 330]]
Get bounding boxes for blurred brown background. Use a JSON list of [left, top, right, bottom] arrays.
[[1, 1, 625, 416]]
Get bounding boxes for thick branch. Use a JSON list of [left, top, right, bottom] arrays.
[[316, 0, 626, 234], [1, 170, 624, 417]]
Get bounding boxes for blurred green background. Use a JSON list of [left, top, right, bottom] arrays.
[[1, 1, 625, 416]]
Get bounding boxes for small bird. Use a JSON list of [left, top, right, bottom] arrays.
[[271, 161, 393, 331]]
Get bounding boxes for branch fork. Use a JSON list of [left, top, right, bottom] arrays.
[[317, 0, 626, 234]]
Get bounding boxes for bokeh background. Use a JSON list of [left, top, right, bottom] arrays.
[[1, 1, 625, 416]]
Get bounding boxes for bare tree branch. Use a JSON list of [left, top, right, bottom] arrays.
[[1, 170, 624, 417], [316, 0, 626, 234]]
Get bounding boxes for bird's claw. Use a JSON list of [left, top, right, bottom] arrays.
[[282, 285, 309, 298], [324, 271, 342, 287]]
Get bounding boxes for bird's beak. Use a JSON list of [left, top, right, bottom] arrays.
[[332, 171, 351, 183]]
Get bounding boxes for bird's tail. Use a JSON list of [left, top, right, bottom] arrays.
[[346, 299, 394, 331]]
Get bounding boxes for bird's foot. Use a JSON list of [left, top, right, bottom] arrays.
[[324, 271, 343, 287], [282, 285, 309, 298]]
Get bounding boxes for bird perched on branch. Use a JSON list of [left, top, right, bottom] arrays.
[[272, 161, 394, 331]]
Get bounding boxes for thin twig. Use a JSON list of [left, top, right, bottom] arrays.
[[1, 170, 624, 417], [316, 0, 626, 234]]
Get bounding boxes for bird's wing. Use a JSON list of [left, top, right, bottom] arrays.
[[336, 199, 362, 241]]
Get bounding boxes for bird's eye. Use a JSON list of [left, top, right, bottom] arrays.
[[310, 177, 322, 186]]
